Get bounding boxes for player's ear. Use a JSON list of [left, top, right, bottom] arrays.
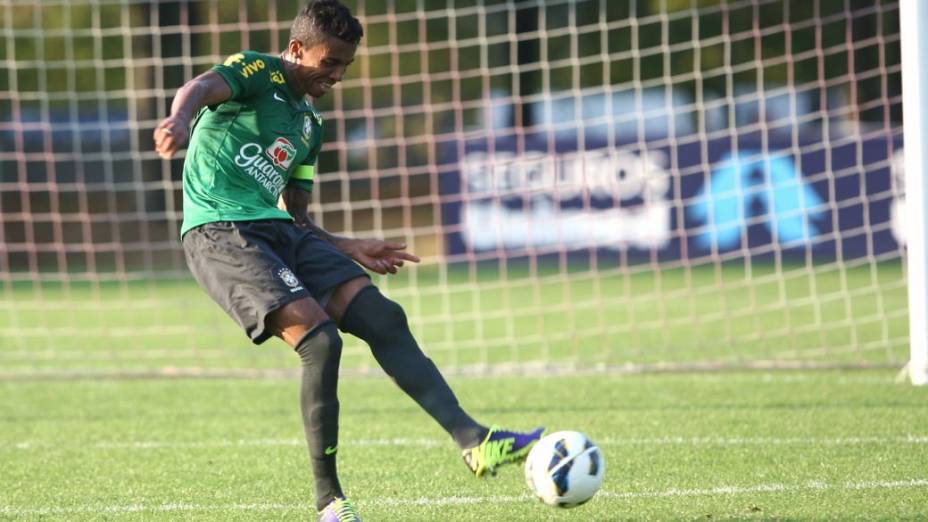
[[287, 39, 304, 61]]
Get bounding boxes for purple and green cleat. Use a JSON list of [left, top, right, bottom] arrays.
[[462, 425, 545, 477], [318, 497, 360, 522]]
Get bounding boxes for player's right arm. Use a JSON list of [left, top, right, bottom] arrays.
[[155, 51, 280, 159], [153, 71, 232, 159]]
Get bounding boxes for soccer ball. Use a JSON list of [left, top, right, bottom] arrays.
[[524, 430, 605, 508]]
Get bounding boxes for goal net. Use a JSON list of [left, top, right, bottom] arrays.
[[0, 0, 909, 378]]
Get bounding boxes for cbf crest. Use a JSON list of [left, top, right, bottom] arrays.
[[277, 267, 301, 290], [302, 114, 313, 145]]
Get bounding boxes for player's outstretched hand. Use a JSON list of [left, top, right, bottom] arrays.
[[345, 239, 421, 275], [153, 116, 190, 159]]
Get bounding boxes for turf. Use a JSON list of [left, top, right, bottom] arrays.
[[1, 371, 927, 520], [0, 262, 911, 376], [0, 262, 922, 518]]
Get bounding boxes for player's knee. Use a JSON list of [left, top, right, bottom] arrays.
[[270, 297, 332, 347], [377, 295, 408, 330], [362, 297, 409, 346], [296, 320, 343, 366], [340, 286, 409, 343]]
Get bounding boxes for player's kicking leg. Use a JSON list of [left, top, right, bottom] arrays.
[[461, 425, 547, 477], [328, 277, 544, 477]]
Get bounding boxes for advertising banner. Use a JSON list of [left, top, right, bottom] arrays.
[[439, 132, 904, 261]]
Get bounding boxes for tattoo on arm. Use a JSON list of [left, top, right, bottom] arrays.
[[281, 185, 349, 249], [281, 185, 311, 226]]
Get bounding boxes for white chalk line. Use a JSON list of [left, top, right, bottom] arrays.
[[1, 479, 926, 516], [5, 434, 928, 451], [603, 478, 928, 499]]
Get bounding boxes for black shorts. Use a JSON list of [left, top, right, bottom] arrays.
[[182, 220, 368, 344]]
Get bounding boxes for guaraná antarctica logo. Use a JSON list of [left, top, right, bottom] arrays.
[[266, 137, 296, 170]]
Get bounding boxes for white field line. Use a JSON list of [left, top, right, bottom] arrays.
[[5, 434, 928, 451], [602, 478, 928, 500], [1, 479, 926, 516], [599, 435, 928, 445]]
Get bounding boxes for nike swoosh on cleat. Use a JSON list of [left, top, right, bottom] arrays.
[[324, 445, 338, 455], [273, 92, 286, 103]]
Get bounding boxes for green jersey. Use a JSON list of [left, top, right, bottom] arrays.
[[180, 50, 325, 236]]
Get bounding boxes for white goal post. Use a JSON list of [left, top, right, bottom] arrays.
[[900, 0, 928, 385]]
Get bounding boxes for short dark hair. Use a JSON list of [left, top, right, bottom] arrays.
[[290, 0, 363, 48]]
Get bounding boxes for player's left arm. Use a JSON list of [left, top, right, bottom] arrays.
[[281, 185, 420, 275]]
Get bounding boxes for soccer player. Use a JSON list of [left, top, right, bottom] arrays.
[[152, 1, 543, 520]]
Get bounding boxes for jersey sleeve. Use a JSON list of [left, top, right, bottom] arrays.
[[211, 51, 279, 100]]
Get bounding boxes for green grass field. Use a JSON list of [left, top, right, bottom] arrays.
[[0, 262, 912, 377], [1, 371, 927, 520], [1, 262, 925, 519]]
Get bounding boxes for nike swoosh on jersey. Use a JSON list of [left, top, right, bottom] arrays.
[[273, 91, 286, 103]]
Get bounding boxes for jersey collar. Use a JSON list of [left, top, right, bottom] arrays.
[[275, 53, 324, 121]]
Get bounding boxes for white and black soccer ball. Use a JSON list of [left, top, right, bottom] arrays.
[[524, 430, 605, 508]]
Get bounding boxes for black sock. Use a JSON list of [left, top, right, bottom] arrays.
[[340, 286, 488, 449], [295, 321, 344, 510]]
